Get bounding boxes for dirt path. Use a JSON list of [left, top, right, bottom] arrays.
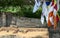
[[0, 27, 49, 38]]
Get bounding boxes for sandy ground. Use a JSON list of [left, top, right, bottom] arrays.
[[0, 27, 49, 38]]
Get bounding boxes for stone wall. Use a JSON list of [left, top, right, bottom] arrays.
[[11, 17, 47, 28]]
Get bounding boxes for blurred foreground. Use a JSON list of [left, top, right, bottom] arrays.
[[0, 27, 49, 38]]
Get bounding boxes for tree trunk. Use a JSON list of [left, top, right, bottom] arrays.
[[5, 13, 12, 27], [0, 13, 2, 27]]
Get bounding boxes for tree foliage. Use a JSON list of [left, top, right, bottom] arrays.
[[0, 0, 34, 6]]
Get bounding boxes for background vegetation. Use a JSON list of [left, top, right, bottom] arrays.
[[0, 0, 60, 18]]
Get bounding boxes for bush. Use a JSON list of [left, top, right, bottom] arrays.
[[0, 5, 42, 18], [21, 5, 42, 18], [0, 6, 24, 17]]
